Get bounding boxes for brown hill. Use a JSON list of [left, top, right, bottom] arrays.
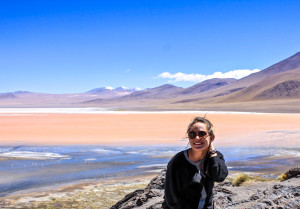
[[257, 80, 300, 99], [215, 67, 300, 102]]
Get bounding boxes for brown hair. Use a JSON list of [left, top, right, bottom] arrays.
[[186, 116, 214, 136]]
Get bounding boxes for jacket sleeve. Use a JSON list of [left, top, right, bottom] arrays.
[[164, 161, 178, 209], [163, 160, 194, 209], [207, 151, 228, 182]]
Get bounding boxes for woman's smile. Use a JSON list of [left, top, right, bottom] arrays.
[[191, 139, 207, 149]]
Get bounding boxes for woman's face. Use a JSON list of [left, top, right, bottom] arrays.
[[188, 122, 211, 151]]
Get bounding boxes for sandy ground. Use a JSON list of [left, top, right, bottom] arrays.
[[0, 112, 300, 146]]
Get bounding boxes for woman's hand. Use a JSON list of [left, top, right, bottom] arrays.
[[208, 141, 217, 157]]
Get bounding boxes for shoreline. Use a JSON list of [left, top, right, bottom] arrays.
[[0, 172, 157, 200], [0, 172, 157, 209]]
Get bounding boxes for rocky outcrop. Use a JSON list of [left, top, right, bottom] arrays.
[[111, 169, 300, 209], [110, 170, 165, 209], [213, 180, 300, 209], [284, 167, 300, 180]]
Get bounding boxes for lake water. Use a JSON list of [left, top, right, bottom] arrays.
[[1, 144, 300, 197]]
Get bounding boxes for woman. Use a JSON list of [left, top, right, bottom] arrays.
[[163, 117, 228, 209]]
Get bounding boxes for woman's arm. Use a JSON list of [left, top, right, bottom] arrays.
[[207, 151, 228, 182]]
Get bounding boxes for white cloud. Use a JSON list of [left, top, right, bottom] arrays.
[[157, 69, 260, 83]]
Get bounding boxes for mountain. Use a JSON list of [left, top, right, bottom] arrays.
[[87, 86, 141, 98], [85, 79, 235, 105], [233, 51, 300, 86], [258, 80, 300, 98], [0, 86, 141, 107], [121, 84, 183, 99], [214, 67, 300, 102], [179, 78, 237, 95], [13, 91, 32, 95], [0, 93, 16, 99], [80, 84, 183, 107], [187, 52, 300, 100], [1, 52, 300, 112]]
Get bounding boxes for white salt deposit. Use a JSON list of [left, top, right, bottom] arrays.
[[0, 151, 69, 160], [138, 164, 167, 168], [92, 148, 121, 154]]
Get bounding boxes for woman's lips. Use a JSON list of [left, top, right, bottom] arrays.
[[193, 142, 204, 147]]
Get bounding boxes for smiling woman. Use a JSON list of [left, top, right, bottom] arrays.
[[163, 117, 228, 209]]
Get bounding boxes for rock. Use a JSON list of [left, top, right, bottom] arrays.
[[110, 189, 144, 209], [136, 198, 143, 206], [284, 167, 300, 180], [110, 168, 300, 209], [110, 171, 166, 209], [262, 199, 273, 206], [249, 194, 259, 201]]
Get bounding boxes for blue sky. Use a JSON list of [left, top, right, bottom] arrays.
[[1, 0, 300, 93]]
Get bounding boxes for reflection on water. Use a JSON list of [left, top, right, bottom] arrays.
[[0, 145, 300, 197]]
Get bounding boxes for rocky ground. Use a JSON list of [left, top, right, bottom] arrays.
[[1, 169, 299, 209], [111, 169, 300, 209]]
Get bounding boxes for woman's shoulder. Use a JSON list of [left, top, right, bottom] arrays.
[[167, 150, 187, 167], [216, 150, 225, 159]]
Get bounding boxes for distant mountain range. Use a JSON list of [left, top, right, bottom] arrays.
[[1, 52, 300, 112], [0, 86, 141, 107], [86, 86, 141, 97]]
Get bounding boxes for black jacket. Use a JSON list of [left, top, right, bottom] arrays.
[[163, 150, 228, 209]]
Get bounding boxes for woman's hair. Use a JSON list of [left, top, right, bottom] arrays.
[[186, 116, 214, 136]]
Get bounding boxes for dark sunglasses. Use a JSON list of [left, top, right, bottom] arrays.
[[188, 131, 208, 139]]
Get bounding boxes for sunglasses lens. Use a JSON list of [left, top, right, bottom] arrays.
[[198, 131, 207, 137], [188, 131, 196, 139]]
